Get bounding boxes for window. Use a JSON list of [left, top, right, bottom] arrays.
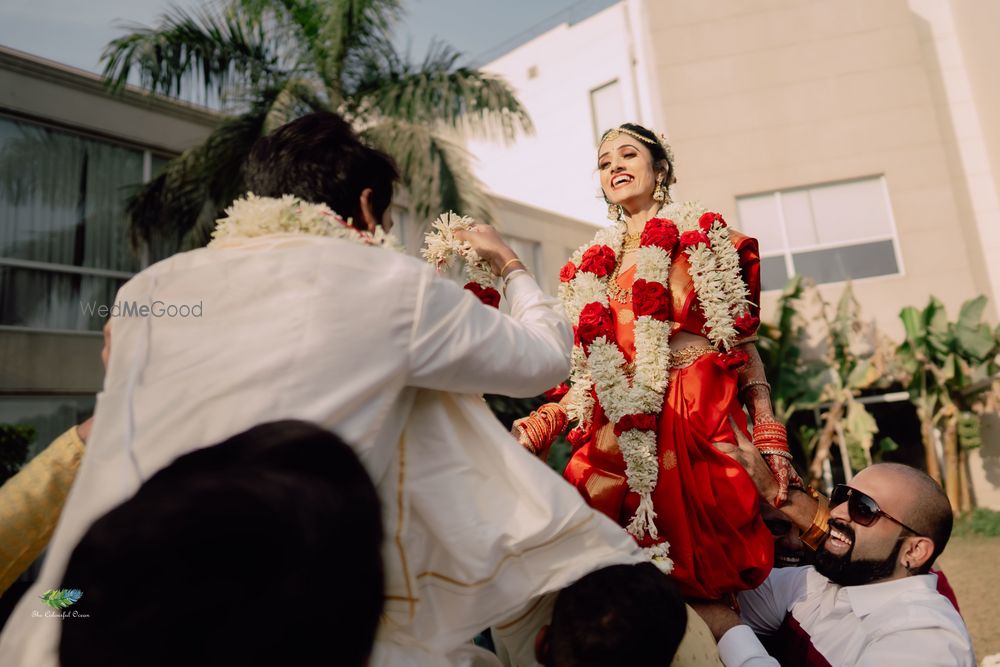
[[590, 80, 625, 145], [502, 235, 542, 279], [736, 177, 902, 291], [0, 116, 159, 331]]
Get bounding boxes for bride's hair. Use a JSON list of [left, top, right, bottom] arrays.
[[245, 112, 398, 231]]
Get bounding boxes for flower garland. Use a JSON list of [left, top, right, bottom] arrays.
[[558, 202, 754, 542], [210, 193, 400, 250], [422, 212, 501, 307]]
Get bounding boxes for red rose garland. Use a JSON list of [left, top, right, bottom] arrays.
[[579, 245, 617, 277], [558, 203, 755, 545], [464, 282, 501, 308]]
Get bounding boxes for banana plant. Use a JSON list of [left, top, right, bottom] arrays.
[[756, 277, 893, 481], [897, 295, 1000, 510]]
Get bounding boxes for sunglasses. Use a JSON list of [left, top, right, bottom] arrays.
[[830, 484, 924, 536]]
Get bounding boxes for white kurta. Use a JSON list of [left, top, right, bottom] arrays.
[[0, 234, 643, 666]]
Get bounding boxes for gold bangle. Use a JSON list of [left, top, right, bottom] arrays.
[[499, 257, 522, 278], [799, 490, 830, 551]]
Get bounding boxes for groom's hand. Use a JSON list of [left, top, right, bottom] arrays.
[[455, 224, 522, 276]]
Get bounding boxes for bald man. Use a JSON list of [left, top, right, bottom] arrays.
[[695, 440, 974, 666]]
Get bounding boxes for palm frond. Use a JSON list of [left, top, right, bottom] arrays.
[[101, 4, 279, 102], [321, 0, 402, 95], [127, 91, 279, 248], [363, 119, 493, 225], [262, 77, 329, 133], [348, 40, 532, 143]]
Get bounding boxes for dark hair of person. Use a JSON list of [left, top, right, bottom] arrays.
[[59, 420, 383, 667], [244, 111, 399, 230], [548, 563, 687, 666], [599, 122, 675, 200]]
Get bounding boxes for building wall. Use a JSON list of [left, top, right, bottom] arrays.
[[468, 2, 657, 225], [642, 0, 996, 337]]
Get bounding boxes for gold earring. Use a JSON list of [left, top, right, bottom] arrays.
[[607, 203, 622, 221], [653, 175, 667, 203]]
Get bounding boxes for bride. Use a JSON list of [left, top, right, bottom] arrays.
[[516, 123, 793, 601]]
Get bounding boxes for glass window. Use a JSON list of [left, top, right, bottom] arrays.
[[0, 115, 152, 329], [736, 176, 900, 290], [590, 80, 625, 146], [792, 240, 898, 285], [502, 235, 542, 278]]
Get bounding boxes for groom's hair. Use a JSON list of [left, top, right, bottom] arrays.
[[546, 563, 687, 666], [60, 420, 383, 667], [245, 111, 398, 230]]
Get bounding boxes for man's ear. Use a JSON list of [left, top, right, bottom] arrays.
[[903, 536, 935, 572], [534, 625, 552, 666], [358, 187, 378, 232]]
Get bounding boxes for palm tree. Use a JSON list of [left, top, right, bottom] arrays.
[[101, 0, 532, 249]]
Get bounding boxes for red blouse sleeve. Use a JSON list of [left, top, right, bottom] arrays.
[[731, 230, 761, 326]]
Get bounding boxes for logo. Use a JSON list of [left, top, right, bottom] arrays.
[[39, 589, 83, 610]]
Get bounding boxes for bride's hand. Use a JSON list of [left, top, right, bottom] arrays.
[[712, 416, 780, 506], [763, 454, 794, 506]]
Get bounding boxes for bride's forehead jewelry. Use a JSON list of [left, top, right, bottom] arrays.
[[600, 127, 675, 166]]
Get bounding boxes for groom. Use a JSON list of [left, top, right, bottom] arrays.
[[0, 112, 645, 666]]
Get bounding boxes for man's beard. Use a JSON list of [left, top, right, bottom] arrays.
[[814, 520, 903, 587]]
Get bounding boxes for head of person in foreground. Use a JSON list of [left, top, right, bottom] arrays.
[[59, 420, 383, 667], [535, 562, 687, 666]]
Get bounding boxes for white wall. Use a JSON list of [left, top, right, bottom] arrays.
[[467, 1, 656, 226]]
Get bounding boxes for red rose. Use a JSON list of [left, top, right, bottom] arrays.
[[544, 383, 570, 402], [577, 302, 614, 346], [734, 313, 760, 336], [680, 230, 710, 249], [579, 245, 617, 277], [631, 279, 670, 321], [714, 349, 749, 372], [698, 211, 727, 232], [640, 218, 679, 251], [464, 282, 500, 308], [559, 261, 577, 282], [613, 413, 658, 436], [567, 427, 588, 450]]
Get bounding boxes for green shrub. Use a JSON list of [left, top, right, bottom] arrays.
[[0, 423, 36, 486]]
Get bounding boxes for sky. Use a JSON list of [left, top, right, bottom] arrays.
[[0, 0, 617, 75]]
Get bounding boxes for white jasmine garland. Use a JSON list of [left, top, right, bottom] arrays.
[[211, 193, 389, 247], [421, 212, 497, 289], [644, 542, 674, 574], [617, 429, 660, 539], [561, 201, 750, 541]]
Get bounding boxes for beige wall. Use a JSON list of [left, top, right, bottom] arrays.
[[491, 195, 600, 294], [643, 0, 992, 337]]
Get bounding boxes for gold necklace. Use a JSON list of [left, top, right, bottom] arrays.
[[622, 231, 642, 252], [607, 258, 632, 304]]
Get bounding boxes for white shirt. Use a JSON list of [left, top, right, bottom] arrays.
[[0, 234, 645, 666], [718, 566, 975, 667]]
